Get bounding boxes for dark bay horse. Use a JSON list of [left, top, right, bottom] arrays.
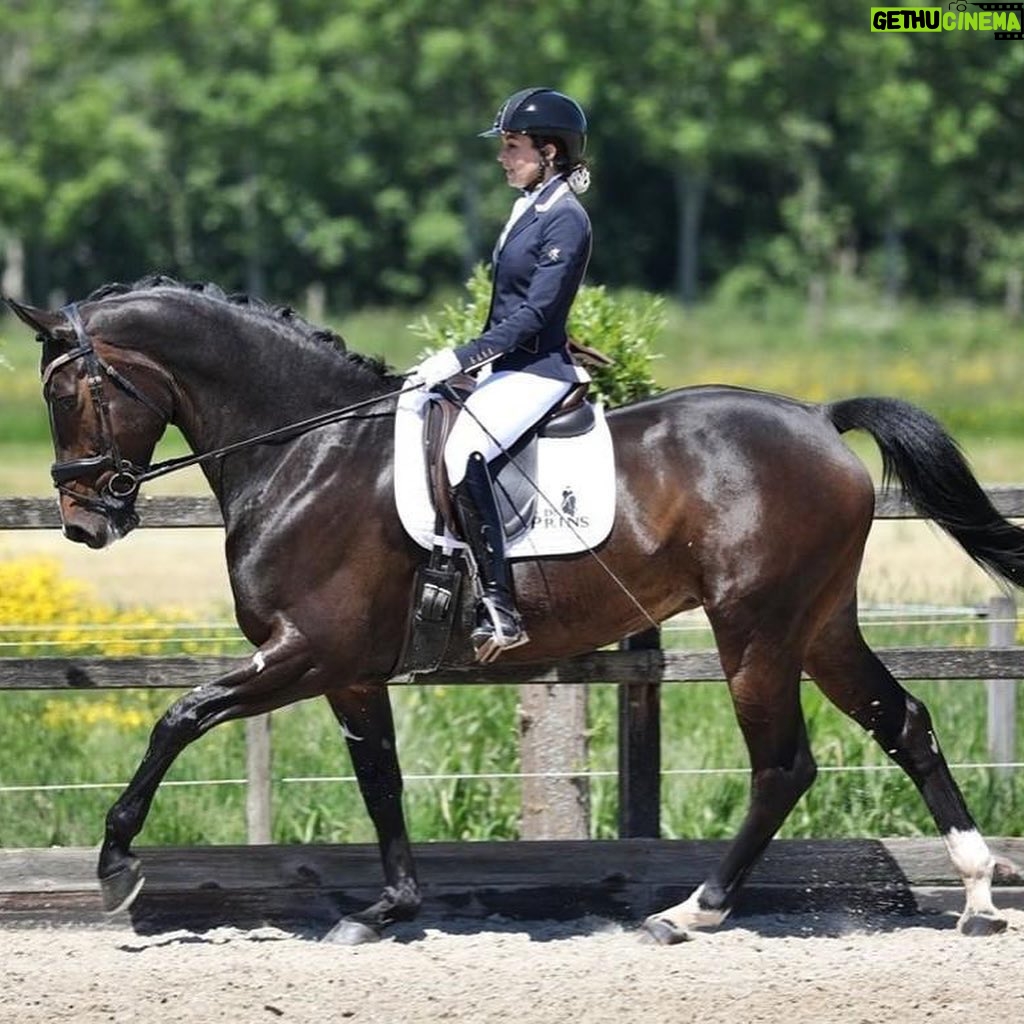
[[6, 277, 1023, 943]]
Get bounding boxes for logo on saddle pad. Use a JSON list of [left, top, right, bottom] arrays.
[[532, 486, 590, 531], [393, 389, 615, 559]]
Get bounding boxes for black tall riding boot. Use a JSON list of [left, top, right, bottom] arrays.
[[452, 452, 528, 658]]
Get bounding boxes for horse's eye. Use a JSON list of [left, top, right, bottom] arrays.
[[54, 394, 77, 412]]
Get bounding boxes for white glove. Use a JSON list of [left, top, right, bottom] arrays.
[[408, 348, 462, 387]]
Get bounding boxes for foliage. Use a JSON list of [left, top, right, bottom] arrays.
[[0, 557, 245, 657], [567, 285, 665, 407], [0, 556, 253, 846], [408, 263, 664, 406], [6, 286, 1024, 456], [407, 263, 493, 351], [1, 3, 1021, 309]]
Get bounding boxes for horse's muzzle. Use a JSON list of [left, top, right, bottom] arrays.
[[58, 489, 140, 549]]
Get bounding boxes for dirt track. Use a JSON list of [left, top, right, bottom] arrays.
[[3, 907, 1023, 1024]]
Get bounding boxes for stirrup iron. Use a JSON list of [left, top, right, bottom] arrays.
[[472, 595, 529, 662]]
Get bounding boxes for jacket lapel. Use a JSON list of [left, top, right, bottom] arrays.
[[497, 207, 536, 255]]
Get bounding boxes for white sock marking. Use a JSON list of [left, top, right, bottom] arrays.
[[944, 827, 998, 919], [648, 883, 728, 932]]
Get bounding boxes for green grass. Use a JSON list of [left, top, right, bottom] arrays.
[[655, 293, 1024, 438], [4, 291, 1024, 487], [1, 607, 1021, 846], [2, 638, 1022, 847], [5, 289, 1024, 446]]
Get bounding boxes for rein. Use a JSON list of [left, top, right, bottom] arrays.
[[43, 303, 416, 502], [130, 383, 414, 487], [44, 302, 660, 633]]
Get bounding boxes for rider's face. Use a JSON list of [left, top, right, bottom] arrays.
[[497, 132, 553, 190]]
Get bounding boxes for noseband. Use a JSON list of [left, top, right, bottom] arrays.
[[41, 303, 168, 513]]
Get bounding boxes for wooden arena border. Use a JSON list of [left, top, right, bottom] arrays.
[[3, 838, 1024, 930], [1, 641, 1022, 842]]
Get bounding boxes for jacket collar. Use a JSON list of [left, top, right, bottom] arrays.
[[496, 176, 568, 257], [521, 174, 565, 205]]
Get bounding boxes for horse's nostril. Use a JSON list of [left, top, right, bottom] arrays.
[[62, 523, 89, 544], [63, 521, 106, 549]]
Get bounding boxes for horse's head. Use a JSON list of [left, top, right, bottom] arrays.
[[5, 296, 175, 549]]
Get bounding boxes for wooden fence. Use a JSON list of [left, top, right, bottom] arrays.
[[4, 837, 1024, 929], [1, 491, 1023, 926], [1, 490, 1022, 840]]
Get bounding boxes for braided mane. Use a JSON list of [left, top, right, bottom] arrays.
[[86, 273, 396, 379]]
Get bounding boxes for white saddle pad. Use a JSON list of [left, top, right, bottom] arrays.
[[394, 388, 616, 559]]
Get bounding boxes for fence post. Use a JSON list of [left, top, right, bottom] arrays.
[[986, 594, 1018, 777], [518, 673, 589, 840], [618, 627, 661, 838], [245, 713, 273, 843]]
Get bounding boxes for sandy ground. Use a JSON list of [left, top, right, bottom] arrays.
[[2, 908, 1023, 1024], [3, 502, 1016, 1024]]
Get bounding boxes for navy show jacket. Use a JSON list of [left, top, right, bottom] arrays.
[[454, 176, 592, 383]]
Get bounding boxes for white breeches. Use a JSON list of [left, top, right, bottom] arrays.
[[444, 371, 575, 486]]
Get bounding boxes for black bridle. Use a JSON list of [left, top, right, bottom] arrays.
[[42, 303, 170, 515], [41, 303, 415, 512]]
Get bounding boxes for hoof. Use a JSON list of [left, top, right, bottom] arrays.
[[640, 916, 692, 946], [322, 918, 383, 945], [100, 858, 145, 914], [959, 912, 1008, 937]]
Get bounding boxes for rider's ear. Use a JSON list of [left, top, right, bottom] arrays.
[[4, 297, 67, 340]]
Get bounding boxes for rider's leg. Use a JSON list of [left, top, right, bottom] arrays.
[[452, 450, 527, 650], [443, 371, 575, 473], [444, 371, 572, 654]]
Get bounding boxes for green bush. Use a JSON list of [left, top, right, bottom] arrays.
[[408, 263, 664, 407]]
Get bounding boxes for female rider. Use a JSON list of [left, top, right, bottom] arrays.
[[410, 87, 592, 658]]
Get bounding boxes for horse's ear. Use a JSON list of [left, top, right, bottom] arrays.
[[3, 297, 66, 339]]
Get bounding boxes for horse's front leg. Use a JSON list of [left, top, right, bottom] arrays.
[[322, 685, 421, 944], [98, 630, 312, 912]]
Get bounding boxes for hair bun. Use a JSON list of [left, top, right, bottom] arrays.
[[567, 165, 591, 195]]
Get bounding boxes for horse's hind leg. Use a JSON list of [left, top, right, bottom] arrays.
[[643, 632, 817, 944], [97, 627, 313, 912], [321, 686, 421, 945], [805, 603, 1016, 935]]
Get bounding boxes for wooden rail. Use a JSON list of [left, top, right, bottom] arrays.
[[4, 486, 1024, 528], [3, 645, 1024, 690], [1, 629, 1021, 846], [3, 838, 1024, 928]]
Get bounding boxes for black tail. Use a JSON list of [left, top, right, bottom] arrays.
[[826, 396, 1024, 588]]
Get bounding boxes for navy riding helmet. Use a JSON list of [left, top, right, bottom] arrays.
[[479, 87, 587, 166]]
